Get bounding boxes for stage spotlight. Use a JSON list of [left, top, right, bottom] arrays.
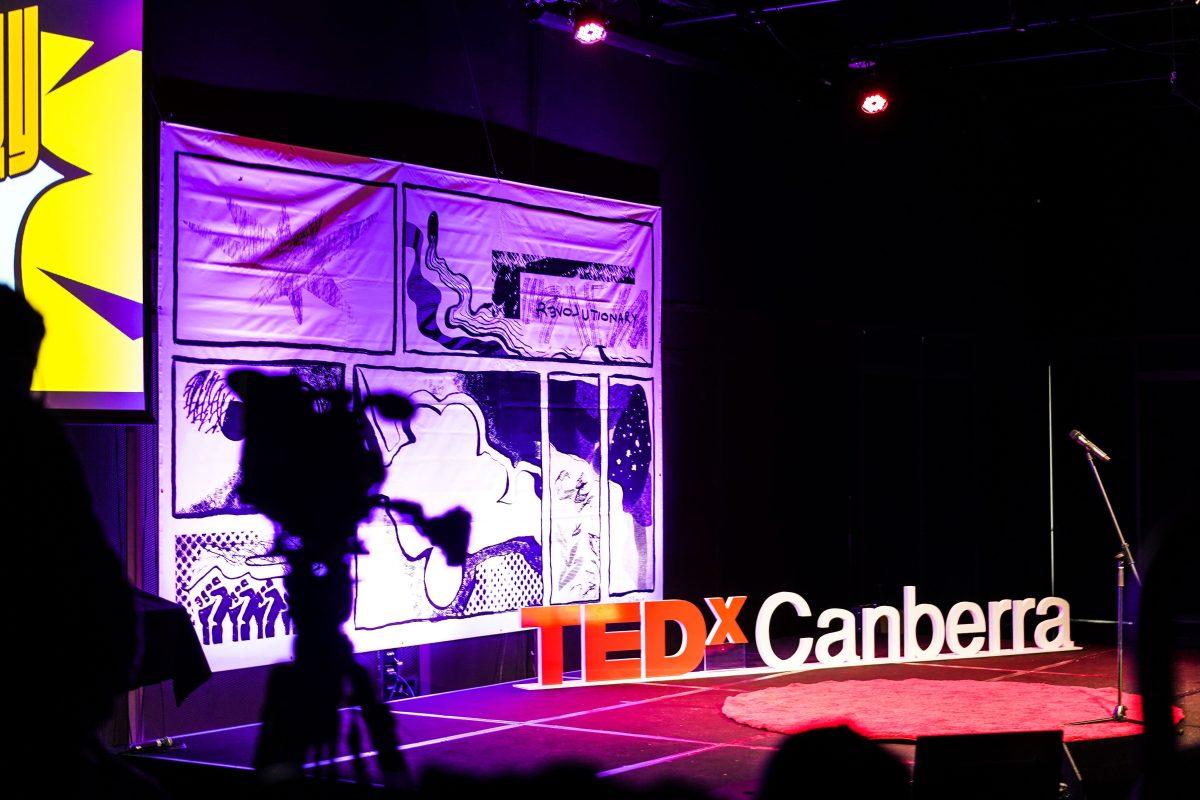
[[572, 3, 608, 45], [860, 91, 889, 115]]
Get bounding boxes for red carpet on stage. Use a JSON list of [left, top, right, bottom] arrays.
[[721, 678, 1180, 742]]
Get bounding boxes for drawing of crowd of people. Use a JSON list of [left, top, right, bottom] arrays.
[[184, 570, 292, 645]]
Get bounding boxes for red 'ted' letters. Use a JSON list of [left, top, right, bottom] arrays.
[[583, 603, 642, 682], [643, 599, 706, 678], [520, 605, 579, 686], [521, 598, 746, 685]]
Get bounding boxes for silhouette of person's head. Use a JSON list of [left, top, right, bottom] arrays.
[[758, 725, 909, 800], [0, 285, 46, 399]]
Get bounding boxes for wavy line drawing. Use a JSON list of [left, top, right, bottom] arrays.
[[426, 221, 524, 347], [359, 367, 541, 473], [372, 387, 520, 505], [353, 532, 542, 630], [352, 367, 543, 631], [410, 212, 532, 356], [376, 500, 542, 616], [406, 212, 649, 364]]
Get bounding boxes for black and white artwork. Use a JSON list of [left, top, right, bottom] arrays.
[[174, 154, 398, 352], [159, 125, 661, 671], [352, 367, 545, 632], [547, 373, 602, 604], [403, 185, 654, 365], [607, 376, 655, 595], [172, 358, 344, 518], [175, 531, 289, 646]]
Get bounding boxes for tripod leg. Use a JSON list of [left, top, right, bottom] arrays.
[[347, 659, 409, 788]]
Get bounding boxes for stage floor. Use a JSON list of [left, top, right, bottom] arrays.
[[126, 644, 1200, 798]]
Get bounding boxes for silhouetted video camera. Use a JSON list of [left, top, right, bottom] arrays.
[[226, 370, 468, 566]]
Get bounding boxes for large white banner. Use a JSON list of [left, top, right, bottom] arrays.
[[157, 124, 663, 671]]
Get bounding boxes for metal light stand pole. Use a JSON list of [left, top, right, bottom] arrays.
[[1070, 451, 1143, 726], [1114, 552, 1128, 720]]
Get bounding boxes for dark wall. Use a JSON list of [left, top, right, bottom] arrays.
[[108, 0, 1199, 735], [793, 86, 1200, 621], [63, 424, 130, 562], [140, 0, 1199, 618]]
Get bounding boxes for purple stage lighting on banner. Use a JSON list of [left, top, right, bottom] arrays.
[[158, 123, 663, 673]]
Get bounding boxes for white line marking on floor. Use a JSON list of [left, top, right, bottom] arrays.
[[596, 744, 726, 778], [529, 722, 717, 745], [986, 656, 1093, 682], [311, 688, 718, 769], [527, 688, 709, 724], [900, 662, 1105, 678], [169, 719, 271, 739], [303, 723, 522, 769], [391, 709, 512, 725], [134, 754, 256, 771]]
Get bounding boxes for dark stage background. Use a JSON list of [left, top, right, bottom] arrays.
[[63, 0, 1198, 739]]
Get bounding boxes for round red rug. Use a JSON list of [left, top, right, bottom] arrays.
[[721, 679, 1177, 742]]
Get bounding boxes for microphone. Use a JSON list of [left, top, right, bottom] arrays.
[[1069, 429, 1111, 462]]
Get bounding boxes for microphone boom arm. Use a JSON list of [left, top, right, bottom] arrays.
[[1083, 450, 1141, 586]]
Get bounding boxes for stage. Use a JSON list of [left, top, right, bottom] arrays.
[[124, 644, 1199, 798]]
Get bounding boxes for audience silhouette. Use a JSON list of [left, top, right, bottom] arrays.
[[759, 725, 910, 800], [3, 287, 156, 797], [1136, 498, 1200, 798]]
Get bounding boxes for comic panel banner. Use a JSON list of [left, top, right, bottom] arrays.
[[158, 124, 662, 671]]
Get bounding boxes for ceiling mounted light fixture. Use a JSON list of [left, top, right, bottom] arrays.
[[572, 2, 608, 46], [860, 91, 890, 115]]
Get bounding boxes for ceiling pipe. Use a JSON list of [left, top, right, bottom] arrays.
[[534, 9, 715, 70], [660, 0, 843, 30], [956, 47, 1110, 69], [870, 5, 1181, 49], [653, 1, 1179, 49]]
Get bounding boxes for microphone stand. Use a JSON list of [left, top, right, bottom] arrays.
[[1069, 451, 1143, 726], [1084, 451, 1140, 587]]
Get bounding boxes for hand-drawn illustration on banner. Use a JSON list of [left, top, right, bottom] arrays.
[[159, 124, 661, 671], [403, 185, 653, 365]]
